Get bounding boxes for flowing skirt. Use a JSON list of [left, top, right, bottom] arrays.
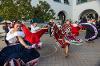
[[0, 44, 40, 66], [21, 24, 48, 44]]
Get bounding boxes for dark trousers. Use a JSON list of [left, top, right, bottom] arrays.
[[48, 27, 52, 37]]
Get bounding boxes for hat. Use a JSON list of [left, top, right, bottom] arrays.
[[30, 18, 39, 24]]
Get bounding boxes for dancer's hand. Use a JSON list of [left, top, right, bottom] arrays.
[[41, 27, 48, 29], [25, 45, 32, 49]]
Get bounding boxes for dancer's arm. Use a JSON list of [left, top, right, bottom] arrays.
[[18, 36, 31, 49]]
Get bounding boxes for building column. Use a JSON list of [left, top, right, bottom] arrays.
[[71, 0, 78, 22], [72, 0, 77, 6], [61, 0, 64, 3]]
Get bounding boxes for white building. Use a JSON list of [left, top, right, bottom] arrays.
[[31, 0, 100, 22]]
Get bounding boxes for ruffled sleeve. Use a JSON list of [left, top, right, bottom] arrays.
[[6, 29, 25, 43]]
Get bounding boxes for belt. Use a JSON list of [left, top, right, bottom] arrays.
[[8, 43, 20, 46]]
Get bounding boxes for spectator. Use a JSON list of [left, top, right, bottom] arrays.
[[3, 22, 10, 45]]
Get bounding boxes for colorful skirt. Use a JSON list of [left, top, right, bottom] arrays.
[[0, 44, 40, 66]]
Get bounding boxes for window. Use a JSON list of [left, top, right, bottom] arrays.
[[88, 0, 96, 2], [77, 0, 96, 4], [53, 0, 61, 2], [64, 0, 69, 4], [77, 0, 87, 4]]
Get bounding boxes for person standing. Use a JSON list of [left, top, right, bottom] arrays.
[[3, 22, 10, 45], [48, 19, 54, 37]]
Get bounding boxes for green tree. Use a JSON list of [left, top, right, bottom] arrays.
[[0, 0, 55, 21], [0, 0, 17, 20], [15, 0, 33, 20], [33, 1, 55, 22], [0, 0, 33, 20]]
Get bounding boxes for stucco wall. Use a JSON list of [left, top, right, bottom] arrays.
[[31, 0, 72, 20], [72, 1, 100, 21], [31, 0, 100, 22]]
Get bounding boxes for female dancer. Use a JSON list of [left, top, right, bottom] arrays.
[[61, 20, 82, 45], [21, 23, 48, 48], [80, 22, 98, 41], [0, 21, 40, 66]]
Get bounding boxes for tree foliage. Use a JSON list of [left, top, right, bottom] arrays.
[[0, 0, 55, 22], [15, 0, 33, 19], [33, 1, 55, 22], [0, 0, 17, 20], [0, 0, 33, 20]]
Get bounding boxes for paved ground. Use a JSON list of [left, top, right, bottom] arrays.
[[0, 31, 100, 66]]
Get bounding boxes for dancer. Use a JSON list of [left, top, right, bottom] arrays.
[[80, 22, 98, 41], [61, 20, 82, 45], [0, 21, 40, 66], [52, 23, 70, 57], [21, 23, 48, 48], [30, 22, 43, 48], [31, 22, 40, 33], [71, 22, 81, 36], [51, 20, 72, 56]]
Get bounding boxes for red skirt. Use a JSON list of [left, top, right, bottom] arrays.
[[21, 24, 48, 45]]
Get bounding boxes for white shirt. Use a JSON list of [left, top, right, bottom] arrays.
[[31, 25, 40, 33], [6, 29, 25, 44]]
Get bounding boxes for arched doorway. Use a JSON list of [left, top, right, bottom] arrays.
[[58, 11, 66, 24], [80, 9, 98, 20]]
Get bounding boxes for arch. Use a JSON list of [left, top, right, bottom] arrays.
[[79, 9, 98, 20], [58, 11, 66, 24]]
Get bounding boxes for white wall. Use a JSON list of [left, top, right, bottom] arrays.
[[46, 0, 72, 19], [72, 1, 100, 21], [31, 0, 100, 22], [31, 0, 72, 20]]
